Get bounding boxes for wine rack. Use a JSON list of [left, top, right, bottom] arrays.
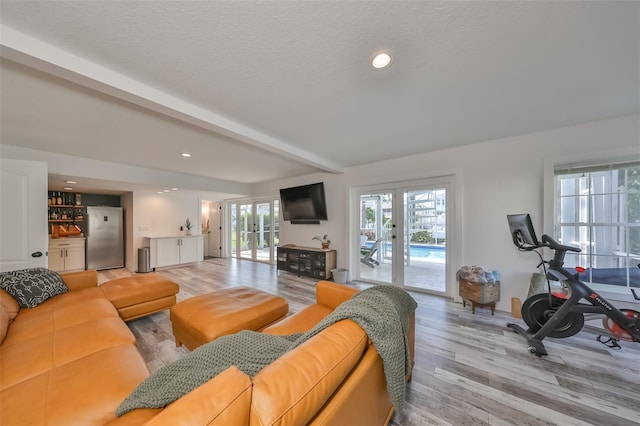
[[48, 191, 86, 236]]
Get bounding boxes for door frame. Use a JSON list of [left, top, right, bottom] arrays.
[[349, 174, 462, 298]]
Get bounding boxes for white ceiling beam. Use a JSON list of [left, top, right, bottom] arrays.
[[0, 25, 344, 174]]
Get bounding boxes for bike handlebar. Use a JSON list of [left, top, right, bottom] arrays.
[[541, 234, 581, 253]]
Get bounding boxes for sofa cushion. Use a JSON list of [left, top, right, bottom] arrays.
[[1, 297, 118, 346], [45, 286, 106, 306], [142, 366, 252, 426], [1, 317, 136, 390], [262, 303, 333, 335], [1, 344, 150, 426], [60, 269, 99, 291], [307, 346, 394, 425], [250, 320, 368, 426], [0, 268, 67, 308], [315, 280, 358, 309]]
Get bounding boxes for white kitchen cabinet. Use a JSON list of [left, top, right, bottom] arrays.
[[179, 236, 200, 264], [155, 238, 180, 267], [146, 235, 203, 269], [48, 238, 85, 272]]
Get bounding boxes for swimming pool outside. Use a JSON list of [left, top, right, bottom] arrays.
[[408, 244, 446, 260], [363, 242, 446, 261]]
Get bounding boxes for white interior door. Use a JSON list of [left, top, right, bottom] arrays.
[[0, 159, 48, 272], [209, 203, 221, 257]]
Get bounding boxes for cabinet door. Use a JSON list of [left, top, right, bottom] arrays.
[[64, 246, 86, 271], [48, 247, 65, 272], [179, 237, 200, 263], [156, 238, 180, 267], [276, 247, 288, 271]]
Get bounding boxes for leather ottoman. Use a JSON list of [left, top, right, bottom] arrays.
[[101, 273, 180, 321], [170, 287, 289, 350]]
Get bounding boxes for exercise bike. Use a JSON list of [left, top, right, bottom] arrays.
[[506, 214, 640, 357]]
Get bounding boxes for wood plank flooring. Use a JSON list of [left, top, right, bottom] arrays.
[[98, 258, 640, 426]]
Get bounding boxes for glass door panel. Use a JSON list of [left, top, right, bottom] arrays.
[[238, 203, 253, 260], [358, 192, 394, 284], [403, 188, 446, 293], [273, 200, 280, 253], [255, 202, 270, 262], [230, 203, 238, 258]]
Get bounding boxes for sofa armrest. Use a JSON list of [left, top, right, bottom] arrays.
[[60, 270, 99, 292], [315, 281, 358, 310]]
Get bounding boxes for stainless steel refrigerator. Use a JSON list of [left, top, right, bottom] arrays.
[[86, 206, 124, 270]]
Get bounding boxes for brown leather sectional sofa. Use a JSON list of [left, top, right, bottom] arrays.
[[1, 271, 414, 425]]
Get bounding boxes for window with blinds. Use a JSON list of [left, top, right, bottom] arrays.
[[554, 160, 640, 290]]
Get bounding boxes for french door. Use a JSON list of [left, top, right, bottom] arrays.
[[230, 199, 279, 264], [354, 178, 454, 296]]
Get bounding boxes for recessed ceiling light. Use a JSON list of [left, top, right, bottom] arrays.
[[163, 189, 170, 192], [65, 180, 77, 184], [171, 187, 178, 191], [157, 191, 164, 194], [63, 187, 73, 190], [181, 152, 191, 157], [371, 51, 392, 70]]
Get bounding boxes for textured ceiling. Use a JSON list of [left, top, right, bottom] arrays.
[[0, 1, 638, 193]]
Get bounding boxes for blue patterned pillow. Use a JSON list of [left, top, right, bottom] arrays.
[[0, 268, 68, 308]]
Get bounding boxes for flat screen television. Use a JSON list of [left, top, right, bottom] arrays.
[[507, 213, 540, 249], [280, 182, 328, 224]]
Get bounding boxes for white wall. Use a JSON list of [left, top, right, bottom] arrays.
[[121, 192, 134, 271], [254, 113, 640, 312], [251, 173, 349, 254], [131, 190, 203, 271]]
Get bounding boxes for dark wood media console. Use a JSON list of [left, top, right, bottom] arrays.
[[277, 244, 337, 280]]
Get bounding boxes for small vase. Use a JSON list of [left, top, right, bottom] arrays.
[[322, 242, 329, 249]]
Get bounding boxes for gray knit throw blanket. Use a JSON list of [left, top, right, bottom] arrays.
[[116, 285, 417, 416]]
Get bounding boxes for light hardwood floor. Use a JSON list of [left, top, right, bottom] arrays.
[[99, 258, 640, 426]]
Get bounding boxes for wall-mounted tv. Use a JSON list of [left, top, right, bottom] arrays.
[[280, 182, 328, 224]]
